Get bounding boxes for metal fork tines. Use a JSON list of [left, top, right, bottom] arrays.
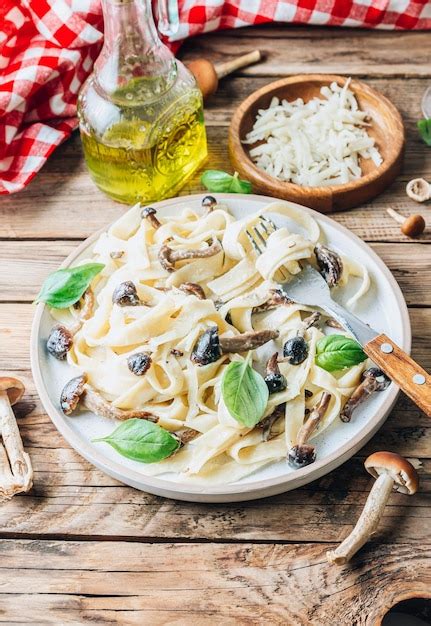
[[246, 216, 289, 281]]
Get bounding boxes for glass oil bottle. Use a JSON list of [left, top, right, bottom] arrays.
[[77, 0, 207, 204]]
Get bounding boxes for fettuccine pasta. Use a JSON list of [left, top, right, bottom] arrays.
[[52, 200, 372, 484]]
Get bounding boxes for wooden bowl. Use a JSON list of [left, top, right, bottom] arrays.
[[228, 74, 405, 213]]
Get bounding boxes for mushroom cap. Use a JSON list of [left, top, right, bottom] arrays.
[[60, 375, 87, 415], [0, 377, 25, 405], [365, 451, 419, 495], [401, 214, 426, 237]]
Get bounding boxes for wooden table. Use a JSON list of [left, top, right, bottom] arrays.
[[0, 25, 430, 625]]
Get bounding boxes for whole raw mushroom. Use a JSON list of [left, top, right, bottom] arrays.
[[327, 451, 419, 565], [0, 377, 33, 499]]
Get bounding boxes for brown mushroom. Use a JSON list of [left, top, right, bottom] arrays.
[[141, 206, 162, 229], [327, 452, 419, 565], [158, 238, 222, 273], [174, 427, 201, 445], [314, 244, 343, 287], [112, 281, 141, 306], [60, 375, 157, 422], [179, 282, 206, 300], [191, 327, 279, 366], [201, 195, 217, 211], [258, 403, 285, 441], [0, 377, 33, 498], [47, 289, 95, 360], [252, 289, 293, 314], [386, 207, 426, 238], [127, 352, 152, 376], [340, 367, 391, 423], [264, 353, 287, 394], [406, 178, 430, 203], [288, 392, 331, 469]]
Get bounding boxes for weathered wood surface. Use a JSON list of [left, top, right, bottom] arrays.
[[0, 24, 430, 624], [0, 540, 430, 625]]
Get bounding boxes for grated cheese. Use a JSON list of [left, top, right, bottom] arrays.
[[243, 79, 383, 187]]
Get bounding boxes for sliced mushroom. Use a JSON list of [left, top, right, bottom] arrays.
[[179, 282, 206, 300], [174, 427, 201, 445], [47, 289, 95, 360], [326, 318, 344, 330], [258, 403, 285, 441], [264, 353, 287, 394], [302, 311, 321, 330], [159, 238, 222, 273], [314, 243, 343, 287], [252, 289, 293, 314], [127, 353, 152, 376], [340, 367, 391, 423], [112, 281, 141, 306], [141, 206, 162, 229], [288, 392, 331, 469], [191, 327, 279, 366], [0, 377, 33, 499], [60, 375, 157, 422], [327, 452, 419, 565]]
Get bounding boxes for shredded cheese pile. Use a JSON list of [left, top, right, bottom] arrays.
[[244, 80, 383, 187]]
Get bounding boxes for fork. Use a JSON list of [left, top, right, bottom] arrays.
[[247, 217, 431, 417]]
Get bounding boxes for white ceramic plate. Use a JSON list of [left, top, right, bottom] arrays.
[[31, 193, 410, 502]]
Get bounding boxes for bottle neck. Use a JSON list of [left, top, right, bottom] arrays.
[[96, 0, 176, 98]]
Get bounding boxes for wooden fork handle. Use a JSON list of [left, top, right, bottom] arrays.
[[364, 334, 431, 417]]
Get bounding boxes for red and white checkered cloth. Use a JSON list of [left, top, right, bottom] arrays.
[[1, 1, 430, 195]]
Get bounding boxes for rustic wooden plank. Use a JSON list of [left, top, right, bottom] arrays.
[[0, 78, 430, 241], [180, 28, 431, 77], [0, 241, 430, 304], [0, 540, 429, 624]]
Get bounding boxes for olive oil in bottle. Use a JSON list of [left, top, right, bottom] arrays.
[[77, 0, 207, 204]]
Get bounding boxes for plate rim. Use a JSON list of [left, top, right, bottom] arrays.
[[30, 192, 411, 502]]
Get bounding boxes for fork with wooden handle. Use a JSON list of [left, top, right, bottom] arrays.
[[247, 217, 431, 417]]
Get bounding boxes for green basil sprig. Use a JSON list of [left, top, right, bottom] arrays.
[[36, 263, 104, 309], [221, 354, 268, 428], [201, 170, 252, 194], [418, 119, 431, 146], [315, 334, 366, 372], [93, 419, 180, 463]]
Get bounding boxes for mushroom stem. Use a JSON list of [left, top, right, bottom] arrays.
[[386, 208, 405, 225], [326, 472, 394, 565], [0, 391, 32, 488], [83, 387, 157, 422], [220, 329, 279, 353], [159, 239, 222, 273], [297, 392, 331, 446]]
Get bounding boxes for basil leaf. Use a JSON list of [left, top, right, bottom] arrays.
[[315, 334, 366, 372], [93, 419, 180, 463], [221, 356, 269, 428], [418, 119, 431, 146], [201, 170, 252, 194], [36, 263, 104, 309]]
